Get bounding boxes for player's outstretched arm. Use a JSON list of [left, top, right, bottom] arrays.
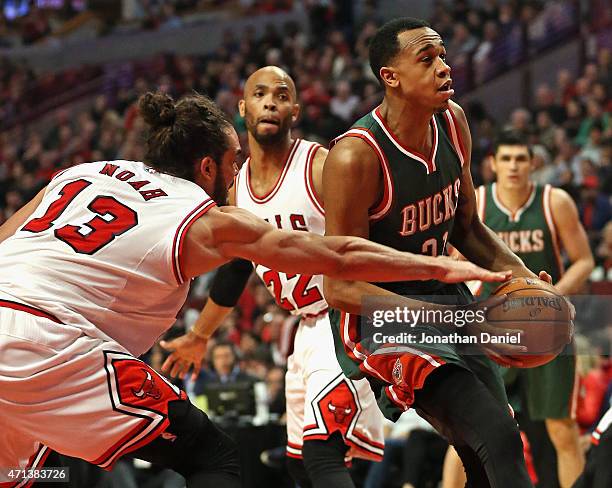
[[180, 206, 510, 285], [160, 258, 253, 379]]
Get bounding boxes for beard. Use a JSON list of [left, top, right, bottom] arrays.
[[245, 112, 292, 147], [210, 169, 229, 206]]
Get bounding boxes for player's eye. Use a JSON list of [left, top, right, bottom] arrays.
[[254, 92, 263, 97], [278, 94, 288, 101]]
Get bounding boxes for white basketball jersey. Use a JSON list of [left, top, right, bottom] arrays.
[[0, 160, 215, 356], [235, 139, 327, 316]]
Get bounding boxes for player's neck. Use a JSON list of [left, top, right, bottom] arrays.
[[496, 181, 533, 212], [248, 134, 295, 175], [379, 98, 434, 155]]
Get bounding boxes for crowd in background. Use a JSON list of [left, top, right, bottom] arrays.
[[0, 1, 610, 486]]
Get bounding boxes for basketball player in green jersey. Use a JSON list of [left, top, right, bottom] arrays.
[[470, 132, 591, 488], [323, 18, 557, 488]]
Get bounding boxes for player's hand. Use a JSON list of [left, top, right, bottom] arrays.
[[464, 294, 528, 366], [435, 256, 512, 284], [160, 332, 208, 381], [538, 270, 553, 284], [537, 269, 575, 320]]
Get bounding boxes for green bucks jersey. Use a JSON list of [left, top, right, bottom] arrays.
[[477, 183, 564, 296], [332, 106, 467, 296]]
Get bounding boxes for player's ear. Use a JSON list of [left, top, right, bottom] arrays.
[[488, 155, 497, 174], [238, 99, 246, 118], [380, 67, 399, 89], [291, 102, 300, 124], [198, 156, 216, 181]]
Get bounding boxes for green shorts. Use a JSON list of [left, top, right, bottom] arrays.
[[502, 342, 577, 420], [329, 282, 509, 421]]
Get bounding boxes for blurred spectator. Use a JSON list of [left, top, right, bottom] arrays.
[[265, 366, 286, 416], [593, 221, 612, 281], [579, 175, 611, 236], [447, 22, 478, 61], [191, 341, 257, 396], [576, 335, 609, 433], [329, 79, 359, 123], [506, 107, 533, 138]]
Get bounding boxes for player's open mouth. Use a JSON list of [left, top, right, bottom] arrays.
[[258, 117, 280, 126], [438, 79, 454, 95]]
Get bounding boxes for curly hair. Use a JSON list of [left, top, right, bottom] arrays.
[[139, 91, 232, 180]]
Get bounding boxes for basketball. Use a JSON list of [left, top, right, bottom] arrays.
[[486, 277, 573, 368]]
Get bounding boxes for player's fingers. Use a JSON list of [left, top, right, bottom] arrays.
[[161, 354, 176, 373], [485, 348, 524, 368], [170, 361, 183, 378], [538, 271, 552, 284], [159, 340, 174, 352], [491, 342, 528, 356], [191, 361, 202, 382], [479, 269, 512, 282], [481, 293, 507, 310], [179, 364, 191, 380]]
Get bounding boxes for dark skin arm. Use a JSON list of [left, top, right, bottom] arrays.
[[447, 101, 537, 279], [320, 134, 503, 315], [322, 136, 396, 314], [322, 105, 535, 361]]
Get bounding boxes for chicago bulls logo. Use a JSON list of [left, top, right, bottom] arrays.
[[327, 400, 353, 424], [132, 369, 162, 400], [316, 380, 358, 432]]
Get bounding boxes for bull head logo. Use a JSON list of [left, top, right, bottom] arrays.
[[132, 369, 162, 400], [327, 400, 352, 424]]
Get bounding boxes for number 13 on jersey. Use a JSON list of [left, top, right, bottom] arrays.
[[22, 179, 138, 255]]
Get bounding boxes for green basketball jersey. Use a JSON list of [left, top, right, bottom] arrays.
[[478, 183, 564, 296], [333, 106, 466, 296]]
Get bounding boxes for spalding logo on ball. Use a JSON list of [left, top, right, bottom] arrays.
[[487, 277, 573, 368]]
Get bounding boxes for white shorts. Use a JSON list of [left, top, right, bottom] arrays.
[[285, 313, 385, 462], [0, 299, 184, 486]]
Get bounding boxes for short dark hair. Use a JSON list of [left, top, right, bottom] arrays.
[[212, 341, 238, 359], [493, 131, 533, 158], [139, 92, 232, 181], [369, 17, 430, 83]]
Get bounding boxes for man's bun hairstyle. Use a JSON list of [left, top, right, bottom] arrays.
[[139, 92, 176, 128], [139, 91, 232, 181]]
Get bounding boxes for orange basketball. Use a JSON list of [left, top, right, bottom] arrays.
[[486, 277, 573, 368]]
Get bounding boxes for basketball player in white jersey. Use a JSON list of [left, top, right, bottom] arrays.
[[0, 91, 509, 488], [160, 67, 385, 488]]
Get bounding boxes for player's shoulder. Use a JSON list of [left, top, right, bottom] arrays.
[[548, 185, 578, 214], [301, 138, 328, 159], [448, 100, 467, 123], [326, 134, 380, 176], [475, 184, 489, 198], [447, 101, 470, 137]]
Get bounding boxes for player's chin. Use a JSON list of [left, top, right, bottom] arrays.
[[434, 99, 451, 113]]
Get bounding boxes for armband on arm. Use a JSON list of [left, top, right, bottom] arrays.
[[208, 258, 253, 307]]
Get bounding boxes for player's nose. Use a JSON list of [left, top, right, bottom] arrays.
[[437, 60, 451, 77], [263, 96, 277, 110]]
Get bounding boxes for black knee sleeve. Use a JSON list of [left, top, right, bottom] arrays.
[[286, 457, 312, 488], [169, 400, 240, 479], [302, 432, 354, 488], [130, 398, 240, 486], [414, 366, 531, 488]]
